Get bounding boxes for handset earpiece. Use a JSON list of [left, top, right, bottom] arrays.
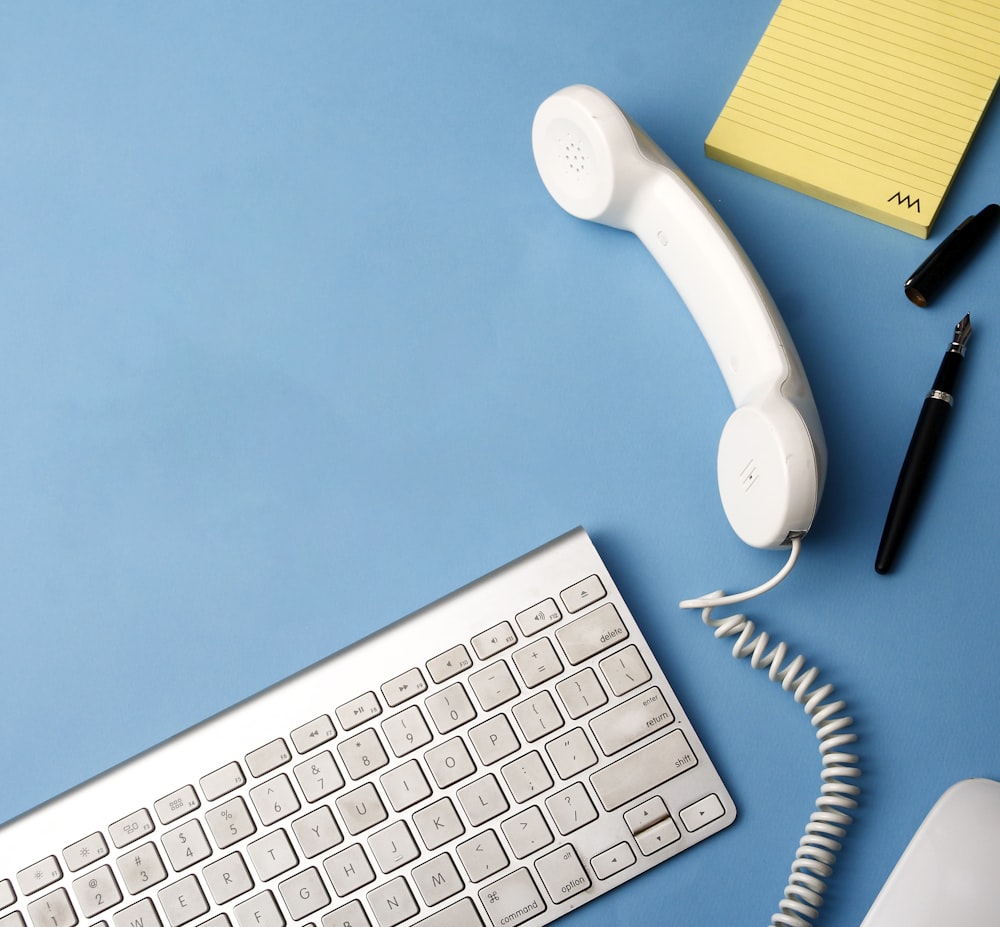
[[532, 84, 826, 549]]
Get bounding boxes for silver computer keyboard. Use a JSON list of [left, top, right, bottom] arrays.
[[0, 527, 735, 927]]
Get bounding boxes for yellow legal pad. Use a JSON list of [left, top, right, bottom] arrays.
[[705, 0, 1000, 237]]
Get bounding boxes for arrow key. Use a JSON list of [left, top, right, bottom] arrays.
[[635, 816, 681, 855], [591, 842, 636, 880], [679, 793, 726, 832]]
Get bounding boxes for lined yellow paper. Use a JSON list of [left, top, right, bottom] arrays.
[[705, 0, 1000, 237]]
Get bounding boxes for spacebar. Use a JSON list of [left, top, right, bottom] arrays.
[[590, 730, 698, 810]]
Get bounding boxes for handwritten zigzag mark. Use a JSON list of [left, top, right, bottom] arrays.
[[887, 191, 921, 212]]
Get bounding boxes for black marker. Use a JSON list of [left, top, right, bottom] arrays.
[[875, 314, 972, 573], [904, 204, 999, 307]]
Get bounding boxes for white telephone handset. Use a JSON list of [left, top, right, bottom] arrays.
[[532, 84, 826, 549]]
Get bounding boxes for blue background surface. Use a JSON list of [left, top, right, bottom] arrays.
[[2, 3, 998, 925]]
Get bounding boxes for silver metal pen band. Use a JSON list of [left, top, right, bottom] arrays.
[[927, 389, 953, 405]]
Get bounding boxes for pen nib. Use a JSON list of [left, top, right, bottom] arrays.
[[951, 313, 972, 353]]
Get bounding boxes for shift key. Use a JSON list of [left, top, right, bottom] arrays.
[[590, 730, 698, 810]]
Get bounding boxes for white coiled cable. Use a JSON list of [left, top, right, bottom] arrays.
[[679, 537, 860, 927]]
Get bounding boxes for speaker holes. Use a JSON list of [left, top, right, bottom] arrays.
[[540, 119, 596, 197], [559, 137, 588, 174]]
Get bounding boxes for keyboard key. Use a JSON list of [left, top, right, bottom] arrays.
[[514, 599, 561, 637], [424, 683, 476, 735], [205, 797, 256, 849], [560, 574, 606, 613], [278, 868, 330, 920], [379, 759, 432, 813], [411, 853, 463, 906], [366, 876, 417, 927], [555, 603, 628, 664], [544, 727, 598, 780], [154, 786, 201, 826], [161, 819, 213, 872], [158, 875, 209, 927], [478, 868, 546, 927], [590, 686, 674, 755], [63, 833, 109, 873], [380, 706, 432, 759], [412, 797, 465, 851], [113, 898, 161, 927], [0, 914, 25, 927], [599, 644, 651, 696], [624, 795, 670, 835], [338, 729, 389, 781], [470, 622, 517, 660], [289, 715, 336, 754], [635, 816, 681, 855], [71, 867, 122, 918], [234, 892, 284, 927], [511, 691, 563, 743], [367, 821, 419, 873], [246, 739, 292, 778], [554, 667, 607, 719], [293, 751, 345, 802], [335, 783, 387, 836], [535, 844, 590, 903], [109, 810, 155, 850], [17, 857, 62, 896], [679, 793, 727, 832], [322, 902, 370, 927], [500, 750, 553, 803], [468, 661, 519, 711], [545, 782, 598, 835], [456, 774, 509, 826], [250, 774, 301, 826], [425, 645, 472, 684], [203, 853, 253, 905], [590, 842, 636, 880], [291, 807, 343, 858], [27, 889, 77, 927], [413, 897, 484, 927], [590, 729, 698, 810], [380, 668, 427, 707], [467, 715, 520, 766], [200, 762, 246, 802], [424, 737, 476, 789], [335, 692, 382, 732], [323, 845, 375, 897], [247, 830, 298, 882], [116, 843, 167, 894], [456, 830, 508, 883], [501, 806, 553, 859], [511, 638, 563, 689], [0, 881, 14, 911]]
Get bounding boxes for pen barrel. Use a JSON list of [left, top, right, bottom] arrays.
[[875, 397, 951, 573], [931, 349, 963, 398]]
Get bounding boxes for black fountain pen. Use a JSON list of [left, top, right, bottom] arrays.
[[875, 314, 972, 574]]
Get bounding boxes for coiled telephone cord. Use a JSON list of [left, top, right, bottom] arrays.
[[680, 537, 860, 927]]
